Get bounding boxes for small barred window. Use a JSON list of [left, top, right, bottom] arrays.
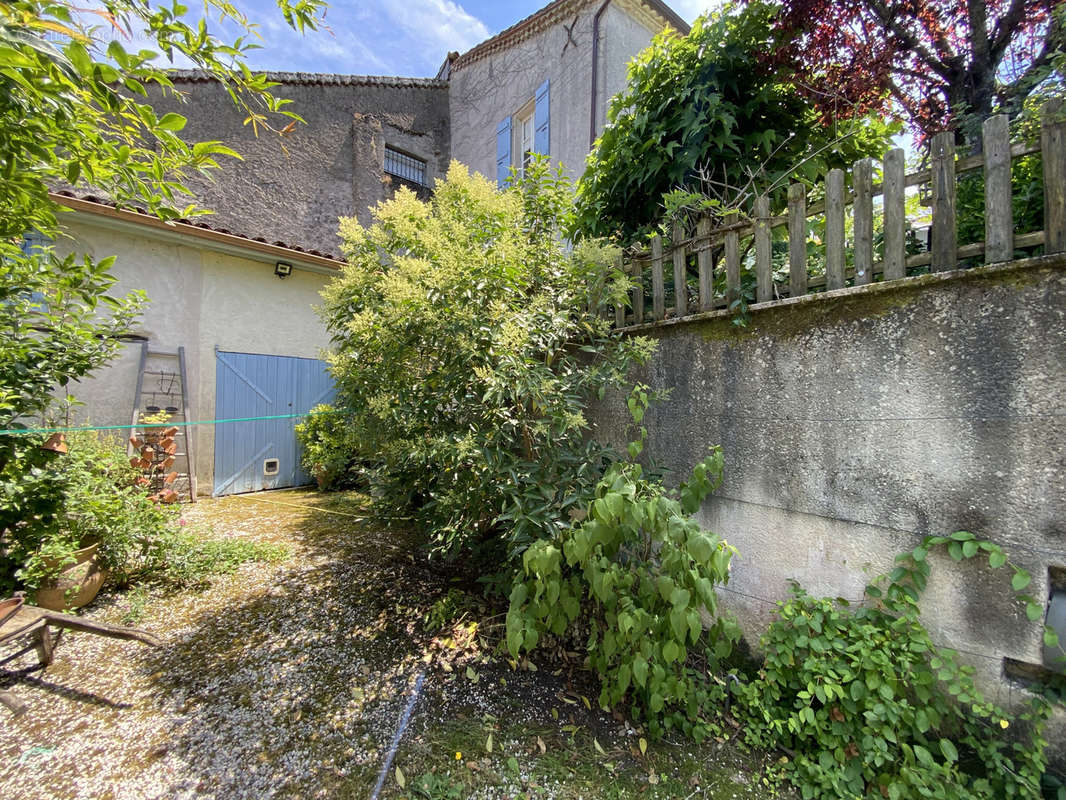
[[384, 147, 426, 186]]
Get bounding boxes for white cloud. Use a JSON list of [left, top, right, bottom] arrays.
[[669, 0, 721, 23], [231, 0, 491, 77]]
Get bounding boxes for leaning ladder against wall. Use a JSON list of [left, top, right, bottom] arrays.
[[128, 343, 197, 503]]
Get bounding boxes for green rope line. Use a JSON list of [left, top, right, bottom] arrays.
[[0, 408, 351, 436]]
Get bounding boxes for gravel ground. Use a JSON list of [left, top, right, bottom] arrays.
[[0, 489, 766, 800]]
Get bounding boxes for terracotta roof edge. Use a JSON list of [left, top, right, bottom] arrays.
[[165, 70, 447, 89]]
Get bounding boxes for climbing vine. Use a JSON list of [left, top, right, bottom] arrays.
[[736, 531, 1061, 800]]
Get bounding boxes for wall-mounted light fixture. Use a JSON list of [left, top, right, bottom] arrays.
[[274, 261, 292, 279]]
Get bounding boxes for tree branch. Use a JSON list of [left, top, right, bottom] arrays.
[[864, 0, 956, 82], [996, 15, 1065, 113], [989, 0, 1034, 63]]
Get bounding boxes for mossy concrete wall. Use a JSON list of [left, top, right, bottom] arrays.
[[589, 257, 1066, 752]]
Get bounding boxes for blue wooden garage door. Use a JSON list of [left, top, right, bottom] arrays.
[[213, 351, 335, 496]]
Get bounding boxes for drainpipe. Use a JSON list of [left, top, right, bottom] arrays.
[[589, 0, 612, 148]]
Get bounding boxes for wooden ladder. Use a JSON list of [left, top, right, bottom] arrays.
[[128, 343, 197, 502]]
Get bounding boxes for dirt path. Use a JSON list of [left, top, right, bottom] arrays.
[[0, 490, 767, 800]]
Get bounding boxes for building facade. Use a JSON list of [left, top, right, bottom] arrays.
[[59, 0, 688, 496]]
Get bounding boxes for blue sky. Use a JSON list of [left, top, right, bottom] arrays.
[[200, 1, 711, 78]]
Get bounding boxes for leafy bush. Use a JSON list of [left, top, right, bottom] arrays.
[[573, 0, 895, 242], [506, 390, 740, 740], [315, 159, 653, 564], [1, 430, 177, 595], [296, 405, 366, 490], [736, 533, 1054, 800], [0, 431, 287, 598]]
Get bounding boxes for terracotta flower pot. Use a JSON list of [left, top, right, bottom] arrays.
[[35, 542, 109, 611]]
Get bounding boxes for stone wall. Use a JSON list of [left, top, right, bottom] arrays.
[[149, 73, 450, 255], [589, 257, 1066, 752]]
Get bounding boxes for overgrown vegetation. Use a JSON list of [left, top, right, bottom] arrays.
[[737, 533, 1057, 799], [305, 159, 653, 567], [306, 140, 1061, 799], [573, 0, 895, 242], [0, 430, 288, 598], [506, 389, 740, 741]]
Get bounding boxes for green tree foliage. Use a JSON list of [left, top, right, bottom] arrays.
[[312, 159, 654, 565], [0, 0, 325, 590], [573, 0, 896, 242]]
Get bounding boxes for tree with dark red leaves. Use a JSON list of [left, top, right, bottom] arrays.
[[767, 0, 1064, 143]]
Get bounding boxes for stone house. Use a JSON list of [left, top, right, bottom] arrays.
[[58, 0, 689, 496]]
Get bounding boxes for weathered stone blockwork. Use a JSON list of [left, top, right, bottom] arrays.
[[590, 257, 1066, 755], [150, 73, 450, 255]]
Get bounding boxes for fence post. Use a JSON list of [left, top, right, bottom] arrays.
[[724, 213, 740, 307], [1043, 102, 1066, 254], [883, 148, 906, 281], [651, 235, 665, 320], [632, 258, 644, 324], [982, 115, 1013, 264], [672, 223, 688, 317], [826, 169, 845, 289], [853, 158, 874, 285], [788, 182, 807, 297], [930, 131, 957, 271], [614, 254, 626, 327], [755, 196, 772, 302], [697, 215, 714, 312]]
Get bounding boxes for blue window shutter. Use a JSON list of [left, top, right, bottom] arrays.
[[496, 117, 512, 187], [534, 80, 550, 155]]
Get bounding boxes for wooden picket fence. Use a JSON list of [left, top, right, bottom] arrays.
[[613, 109, 1065, 328]]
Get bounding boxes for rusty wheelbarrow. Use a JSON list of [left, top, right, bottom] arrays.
[[0, 596, 161, 716]]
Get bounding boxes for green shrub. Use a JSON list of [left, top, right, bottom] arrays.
[[0, 429, 177, 595], [736, 534, 1054, 800], [0, 430, 287, 598], [506, 389, 740, 740], [316, 158, 653, 564], [573, 0, 895, 242], [296, 404, 365, 490]]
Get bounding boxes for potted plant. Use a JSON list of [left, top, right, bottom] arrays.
[[4, 430, 178, 610]]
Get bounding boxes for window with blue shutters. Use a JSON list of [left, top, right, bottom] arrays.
[[20, 230, 51, 256], [496, 117, 512, 187], [17, 231, 51, 308], [534, 80, 549, 156], [496, 80, 550, 186]]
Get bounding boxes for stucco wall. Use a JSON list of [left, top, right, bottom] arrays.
[[596, 1, 663, 135], [148, 75, 450, 255], [56, 219, 333, 492], [589, 258, 1066, 749], [449, 0, 662, 184]]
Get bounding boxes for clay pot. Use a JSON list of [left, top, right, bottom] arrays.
[[35, 542, 109, 611], [41, 433, 67, 454]]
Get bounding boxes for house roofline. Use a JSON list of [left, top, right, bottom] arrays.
[[52, 192, 346, 274], [450, 0, 688, 73], [165, 70, 447, 90]]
